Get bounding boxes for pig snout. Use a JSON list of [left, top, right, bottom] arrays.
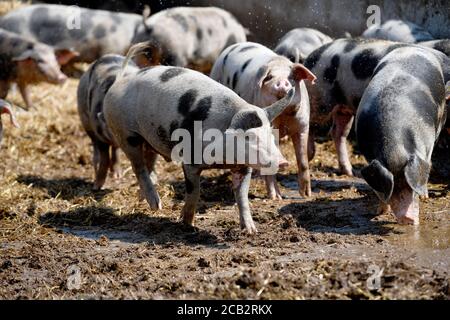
[[56, 72, 68, 84], [273, 79, 292, 98], [389, 188, 420, 225], [278, 157, 289, 170]]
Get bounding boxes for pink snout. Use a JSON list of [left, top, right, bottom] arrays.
[[278, 157, 289, 170], [273, 80, 292, 98], [56, 73, 68, 84]]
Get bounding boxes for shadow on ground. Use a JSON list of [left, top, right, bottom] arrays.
[[38, 205, 219, 246], [17, 174, 111, 201]]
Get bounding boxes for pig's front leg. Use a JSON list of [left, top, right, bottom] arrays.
[[290, 123, 312, 197], [181, 164, 202, 226], [18, 83, 34, 110], [330, 105, 354, 176], [264, 175, 282, 200], [232, 167, 257, 234]]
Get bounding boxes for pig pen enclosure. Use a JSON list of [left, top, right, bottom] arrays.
[[0, 1, 449, 299]]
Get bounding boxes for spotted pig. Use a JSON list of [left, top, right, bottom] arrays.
[[211, 42, 317, 199], [103, 43, 295, 234], [77, 54, 139, 190]]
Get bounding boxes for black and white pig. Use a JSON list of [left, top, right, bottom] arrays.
[[356, 46, 449, 224], [0, 4, 141, 70], [0, 28, 72, 110], [361, 19, 434, 43], [303, 38, 449, 176], [275, 28, 332, 64], [131, 6, 247, 73], [0, 99, 19, 144], [103, 43, 295, 234], [77, 54, 139, 190], [210, 42, 317, 199]]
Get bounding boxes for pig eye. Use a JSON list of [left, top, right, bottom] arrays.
[[263, 74, 273, 83]]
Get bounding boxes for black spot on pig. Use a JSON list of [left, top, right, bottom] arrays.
[[232, 72, 239, 89], [323, 55, 340, 83], [207, 28, 213, 36], [178, 89, 198, 115], [241, 59, 252, 72], [161, 52, 179, 66], [179, 96, 212, 147], [110, 25, 117, 33], [171, 14, 189, 32], [276, 46, 287, 56], [351, 49, 380, 80], [343, 40, 357, 53], [93, 25, 107, 39], [30, 8, 66, 45], [221, 16, 228, 27], [127, 134, 144, 147], [431, 40, 450, 56], [231, 111, 263, 130], [160, 67, 186, 82], [304, 42, 332, 70], [239, 45, 256, 53], [385, 43, 408, 55], [196, 28, 203, 41]]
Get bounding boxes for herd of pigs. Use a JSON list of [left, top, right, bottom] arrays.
[[0, 4, 449, 234]]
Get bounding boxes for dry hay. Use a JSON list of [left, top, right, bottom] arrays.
[[0, 0, 29, 16]]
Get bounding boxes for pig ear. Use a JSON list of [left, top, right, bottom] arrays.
[[361, 159, 394, 203], [404, 154, 430, 197], [256, 65, 270, 88], [291, 64, 317, 84], [0, 100, 19, 128], [55, 48, 79, 65], [264, 87, 295, 122], [142, 5, 152, 31]]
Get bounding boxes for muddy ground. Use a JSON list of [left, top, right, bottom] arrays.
[[0, 76, 448, 300]]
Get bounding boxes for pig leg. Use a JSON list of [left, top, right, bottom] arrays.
[[232, 167, 257, 234], [330, 105, 354, 176], [0, 81, 10, 99], [122, 139, 161, 210], [264, 175, 282, 200], [109, 146, 121, 178], [181, 164, 202, 226], [18, 84, 33, 110], [143, 143, 158, 183], [290, 124, 312, 197], [92, 141, 110, 191], [308, 131, 316, 161]]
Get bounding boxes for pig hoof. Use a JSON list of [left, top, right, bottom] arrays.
[[242, 224, 258, 234], [397, 216, 419, 225]]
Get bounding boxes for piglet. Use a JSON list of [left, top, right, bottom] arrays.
[[211, 42, 316, 199], [361, 19, 434, 43], [103, 43, 295, 233], [0, 29, 74, 110]]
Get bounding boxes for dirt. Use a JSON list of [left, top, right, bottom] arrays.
[[0, 76, 449, 299]]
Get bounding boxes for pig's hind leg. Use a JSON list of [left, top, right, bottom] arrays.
[[181, 164, 202, 226], [232, 167, 257, 234], [122, 136, 161, 210], [92, 140, 110, 191], [109, 146, 121, 179], [330, 105, 354, 176], [290, 123, 312, 197], [264, 175, 283, 200]]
